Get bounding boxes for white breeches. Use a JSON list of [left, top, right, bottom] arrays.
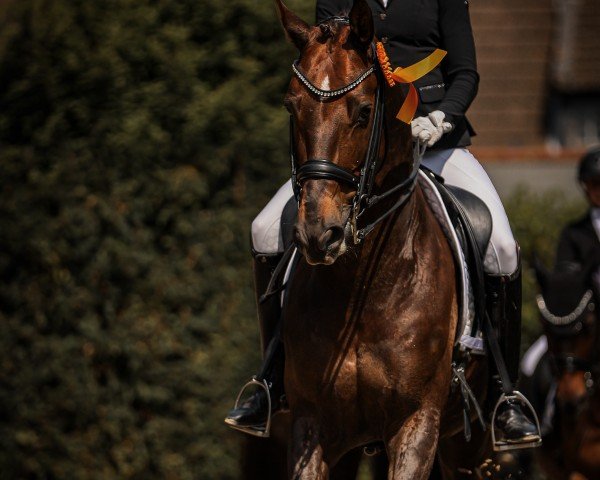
[[251, 148, 518, 276]]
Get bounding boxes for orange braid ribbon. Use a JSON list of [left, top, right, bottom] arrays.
[[376, 43, 447, 124]]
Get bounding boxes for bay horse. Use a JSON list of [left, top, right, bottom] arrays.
[[531, 263, 600, 480], [275, 0, 497, 478]]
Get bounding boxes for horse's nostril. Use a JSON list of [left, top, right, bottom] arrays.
[[319, 226, 344, 251], [294, 225, 307, 247]]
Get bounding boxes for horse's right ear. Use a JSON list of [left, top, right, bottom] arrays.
[[274, 0, 310, 51], [349, 0, 374, 48]]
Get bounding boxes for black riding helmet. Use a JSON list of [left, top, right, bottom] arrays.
[[578, 146, 600, 182]]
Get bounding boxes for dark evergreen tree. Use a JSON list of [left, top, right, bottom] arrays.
[[0, 1, 313, 478]]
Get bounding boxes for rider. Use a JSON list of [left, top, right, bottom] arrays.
[[555, 146, 600, 272], [226, 0, 540, 447], [522, 146, 600, 387]]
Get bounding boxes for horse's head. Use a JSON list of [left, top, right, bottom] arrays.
[[534, 260, 599, 407], [275, 0, 410, 265]]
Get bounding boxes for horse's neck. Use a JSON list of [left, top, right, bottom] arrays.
[[359, 90, 423, 264], [353, 188, 427, 283], [387, 84, 414, 155]]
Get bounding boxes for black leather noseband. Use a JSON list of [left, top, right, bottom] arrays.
[[296, 160, 360, 189]]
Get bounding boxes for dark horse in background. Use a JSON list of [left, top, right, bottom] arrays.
[[519, 262, 600, 479], [272, 0, 498, 478]]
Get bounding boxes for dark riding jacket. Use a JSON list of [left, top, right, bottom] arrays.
[[316, 0, 479, 150], [555, 211, 600, 271]]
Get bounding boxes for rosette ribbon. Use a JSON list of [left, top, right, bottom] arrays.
[[382, 47, 447, 124]]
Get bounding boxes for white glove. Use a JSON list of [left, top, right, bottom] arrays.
[[411, 110, 454, 147]]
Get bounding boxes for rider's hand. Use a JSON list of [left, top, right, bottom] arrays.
[[411, 110, 454, 147]]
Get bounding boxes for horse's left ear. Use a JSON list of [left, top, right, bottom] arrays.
[[349, 0, 374, 48], [274, 0, 310, 51]]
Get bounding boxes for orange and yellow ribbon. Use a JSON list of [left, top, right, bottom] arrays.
[[376, 43, 447, 124]]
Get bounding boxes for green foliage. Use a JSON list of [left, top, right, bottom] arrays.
[[0, 0, 313, 478]]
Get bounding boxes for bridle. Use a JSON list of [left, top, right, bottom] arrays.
[[537, 290, 594, 327], [289, 17, 423, 245], [537, 290, 599, 392]]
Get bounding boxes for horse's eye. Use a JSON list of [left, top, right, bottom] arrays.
[[356, 103, 372, 127], [284, 98, 295, 114]]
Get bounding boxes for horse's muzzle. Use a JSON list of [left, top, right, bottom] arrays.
[[294, 222, 346, 265], [556, 371, 588, 408]]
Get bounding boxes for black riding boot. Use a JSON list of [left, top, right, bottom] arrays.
[[486, 267, 541, 449], [224, 251, 286, 436]]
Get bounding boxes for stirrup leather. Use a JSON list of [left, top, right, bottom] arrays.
[[225, 377, 273, 438], [491, 391, 542, 452]]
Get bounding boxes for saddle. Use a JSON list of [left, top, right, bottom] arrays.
[[428, 174, 492, 265], [420, 167, 492, 339]]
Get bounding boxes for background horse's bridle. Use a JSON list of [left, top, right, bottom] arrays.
[[537, 290, 599, 392], [289, 17, 423, 245]]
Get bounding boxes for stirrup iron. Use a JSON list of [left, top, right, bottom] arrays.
[[226, 377, 273, 438], [491, 391, 542, 452]]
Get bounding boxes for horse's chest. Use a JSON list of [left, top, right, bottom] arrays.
[[283, 244, 453, 414], [284, 300, 403, 408]]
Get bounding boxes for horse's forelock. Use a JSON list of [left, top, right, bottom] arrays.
[[316, 18, 350, 46], [307, 22, 371, 75]]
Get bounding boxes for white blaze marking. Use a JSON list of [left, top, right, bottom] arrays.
[[321, 75, 330, 90]]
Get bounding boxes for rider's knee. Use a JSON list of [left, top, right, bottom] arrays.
[[251, 215, 281, 255], [486, 237, 519, 276]]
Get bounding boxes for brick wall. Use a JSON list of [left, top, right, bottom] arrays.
[[551, 0, 600, 91], [468, 0, 553, 147]]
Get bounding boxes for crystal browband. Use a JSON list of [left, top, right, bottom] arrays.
[[536, 290, 594, 326], [292, 60, 375, 99]]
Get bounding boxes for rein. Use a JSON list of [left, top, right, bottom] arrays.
[[289, 18, 423, 245]]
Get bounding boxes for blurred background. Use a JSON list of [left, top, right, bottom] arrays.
[[0, 0, 598, 478]]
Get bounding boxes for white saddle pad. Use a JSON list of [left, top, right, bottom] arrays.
[[418, 171, 484, 353]]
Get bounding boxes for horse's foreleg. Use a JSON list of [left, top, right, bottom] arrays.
[[289, 417, 329, 480], [386, 407, 441, 480]]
